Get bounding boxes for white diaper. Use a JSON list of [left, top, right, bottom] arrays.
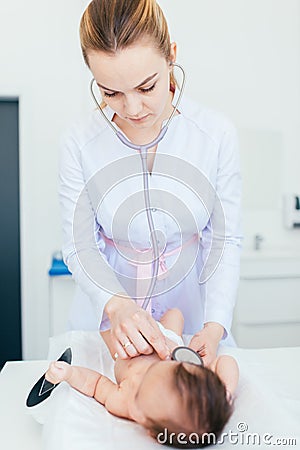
[[157, 322, 184, 347]]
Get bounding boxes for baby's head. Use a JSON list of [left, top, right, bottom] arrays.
[[129, 360, 233, 448]]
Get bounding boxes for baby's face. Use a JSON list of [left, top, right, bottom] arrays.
[[129, 360, 195, 426]]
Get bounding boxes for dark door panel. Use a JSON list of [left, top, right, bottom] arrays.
[[0, 98, 21, 369]]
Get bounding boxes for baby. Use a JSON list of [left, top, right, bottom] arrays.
[[46, 309, 239, 448]]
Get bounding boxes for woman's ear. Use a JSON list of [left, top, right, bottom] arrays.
[[169, 42, 177, 65]]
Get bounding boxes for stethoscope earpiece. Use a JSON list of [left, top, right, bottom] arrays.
[[171, 346, 203, 366]]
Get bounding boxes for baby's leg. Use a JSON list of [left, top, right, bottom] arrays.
[[159, 308, 184, 337]]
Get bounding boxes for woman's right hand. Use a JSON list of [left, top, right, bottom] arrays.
[[104, 294, 170, 360]]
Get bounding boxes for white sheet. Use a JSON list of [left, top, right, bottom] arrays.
[[28, 332, 300, 449]]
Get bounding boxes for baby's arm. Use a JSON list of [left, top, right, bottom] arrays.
[[46, 361, 129, 418], [210, 355, 239, 399]]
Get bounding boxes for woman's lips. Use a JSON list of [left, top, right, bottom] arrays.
[[127, 114, 149, 123]]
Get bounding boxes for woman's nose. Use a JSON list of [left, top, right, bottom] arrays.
[[123, 93, 143, 117]]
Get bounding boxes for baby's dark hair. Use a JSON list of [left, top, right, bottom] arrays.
[[145, 363, 233, 448]]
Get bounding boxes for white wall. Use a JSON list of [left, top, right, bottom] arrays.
[[0, 0, 91, 359], [1, 0, 300, 359], [158, 0, 300, 250]]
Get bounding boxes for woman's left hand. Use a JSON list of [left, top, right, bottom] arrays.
[[188, 322, 224, 367]]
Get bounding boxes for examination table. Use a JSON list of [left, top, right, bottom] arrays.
[[1, 331, 299, 449]]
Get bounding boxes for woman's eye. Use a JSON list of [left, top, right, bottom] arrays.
[[103, 83, 156, 98], [103, 91, 118, 98], [140, 83, 156, 94]]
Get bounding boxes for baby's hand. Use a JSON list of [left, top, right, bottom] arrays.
[[45, 361, 72, 384]]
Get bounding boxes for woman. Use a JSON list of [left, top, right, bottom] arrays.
[[59, 0, 242, 366]]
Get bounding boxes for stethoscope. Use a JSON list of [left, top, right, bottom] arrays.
[[26, 63, 204, 408], [90, 62, 186, 311]]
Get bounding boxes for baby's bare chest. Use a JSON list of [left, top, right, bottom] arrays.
[[114, 353, 159, 384]]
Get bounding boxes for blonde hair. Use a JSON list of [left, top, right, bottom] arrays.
[[79, 0, 176, 89]]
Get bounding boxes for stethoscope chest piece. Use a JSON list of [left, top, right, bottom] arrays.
[[171, 346, 203, 366], [26, 348, 72, 407]]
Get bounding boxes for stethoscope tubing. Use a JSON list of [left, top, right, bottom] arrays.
[[90, 63, 186, 310]]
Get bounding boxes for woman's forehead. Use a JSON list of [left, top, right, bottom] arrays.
[[87, 44, 166, 88]]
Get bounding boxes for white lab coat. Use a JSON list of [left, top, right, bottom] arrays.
[[59, 92, 242, 343]]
